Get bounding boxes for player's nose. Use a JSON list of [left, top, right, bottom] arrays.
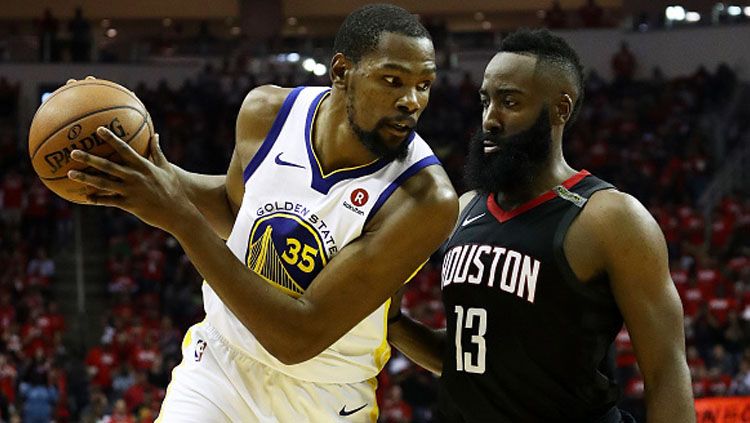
[[482, 115, 503, 134], [396, 88, 420, 115]]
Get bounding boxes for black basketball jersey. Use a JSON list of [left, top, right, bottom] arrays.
[[438, 170, 624, 423]]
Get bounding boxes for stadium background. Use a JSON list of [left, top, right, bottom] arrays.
[[0, 0, 749, 421]]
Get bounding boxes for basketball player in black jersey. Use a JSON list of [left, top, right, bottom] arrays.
[[388, 29, 695, 422]]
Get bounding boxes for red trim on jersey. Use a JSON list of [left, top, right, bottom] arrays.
[[487, 170, 591, 223]]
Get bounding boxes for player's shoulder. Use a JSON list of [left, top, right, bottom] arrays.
[[581, 189, 662, 246], [239, 85, 293, 123], [236, 85, 294, 148], [585, 189, 651, 225], [369, 164, 458, 234], [404, 165, 457, 209]]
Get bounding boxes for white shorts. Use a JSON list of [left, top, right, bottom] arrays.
[[155, 322, 379, 423]]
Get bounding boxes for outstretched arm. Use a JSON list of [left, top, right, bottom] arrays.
[[582, 191, 695, 423], [68, 129, 458, 365]]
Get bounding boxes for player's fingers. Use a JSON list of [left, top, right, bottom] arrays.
[[70, 149, 129, 179], [85, 75, 96, 80], [96, 127, 146, 167], [67, 169, 124, 194], [66, 78, 77, 85], [150, 133, 168, 167]]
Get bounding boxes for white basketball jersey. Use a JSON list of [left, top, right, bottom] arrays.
[[202, 86, 441, 383]]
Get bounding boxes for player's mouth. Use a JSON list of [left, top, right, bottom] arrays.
[[483, 139, 500, 154], [384, 124, 408, 137]]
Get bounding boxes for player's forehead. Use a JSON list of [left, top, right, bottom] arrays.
[[481, 52, 538, 95], [359, 32, 436, 76]]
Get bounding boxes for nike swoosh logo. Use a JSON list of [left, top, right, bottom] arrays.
[[461, 213, 486, 227], [339, 404, 367, 416], [274, 152, 305, 169]]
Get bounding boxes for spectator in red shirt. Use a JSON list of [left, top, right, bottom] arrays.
[[130, 336, 159, 372], [0, 293, 16, 330], [710, 207, 734, 251], [123, 370, 157, 413], [44, 301, 65, 335], [0, 354, 16, 404], [707, 283, 738, 327], [679, 277, 704, 318], [103, 399, 135, 423], [85, 339, 119, 391], [0, 168, 24, 226]]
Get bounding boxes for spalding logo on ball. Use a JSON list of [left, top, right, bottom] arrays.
[[43, 116, 128, 174], [28, 78, 153, 204]]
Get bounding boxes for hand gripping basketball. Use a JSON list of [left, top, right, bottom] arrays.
[[67, 127, 190, 232], [28, 76, 153, 203]]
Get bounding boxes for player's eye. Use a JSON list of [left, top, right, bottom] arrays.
[[417, 80, 432, 91], [383, 76, 401, 87], [503, 97, 518, 108]]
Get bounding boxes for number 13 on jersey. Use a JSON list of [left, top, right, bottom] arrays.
[[454, 306, 487, 374]]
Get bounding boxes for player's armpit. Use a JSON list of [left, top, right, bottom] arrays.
[[586, 191, 695, 423]]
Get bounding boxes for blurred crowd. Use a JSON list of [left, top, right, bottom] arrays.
[[0, 48, 748, 422], [4, 1, 750, 65]]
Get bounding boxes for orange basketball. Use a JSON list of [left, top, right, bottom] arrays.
[[28, 78, 153, 203]]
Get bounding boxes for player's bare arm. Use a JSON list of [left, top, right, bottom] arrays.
[[387, 190, 477, 375], [387, 285, 446, 375], [169, 85, 290, 239], [565, 190, 695, 423], [67, 119, 458, 365]]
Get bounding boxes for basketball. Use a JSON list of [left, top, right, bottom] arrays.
[[28, 78, 153, 204]]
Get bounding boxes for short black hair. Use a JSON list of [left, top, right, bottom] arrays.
[[499, 29, 585, 127], [333, 4, 431, 63]]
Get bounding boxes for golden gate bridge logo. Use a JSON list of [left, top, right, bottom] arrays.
[[245, 213, 327, 297]]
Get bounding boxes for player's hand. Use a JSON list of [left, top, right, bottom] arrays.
[[67, 127, 191, 233]]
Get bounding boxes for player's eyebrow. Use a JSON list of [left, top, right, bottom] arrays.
[[479, 87, 525, 97], [380, 62, 436, 76]]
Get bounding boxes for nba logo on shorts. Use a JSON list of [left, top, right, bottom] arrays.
[[350, 189, 369, 207], [194, 339, 207, 362]]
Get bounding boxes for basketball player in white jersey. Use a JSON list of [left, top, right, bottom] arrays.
[[66, 4, 458, 422]]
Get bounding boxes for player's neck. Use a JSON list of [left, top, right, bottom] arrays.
[[311, 90, 379, 175], [494, 157, 576, 211]]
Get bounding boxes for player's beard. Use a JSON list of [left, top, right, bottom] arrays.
[[346, 88, 411, 162], [464, 106, 552, 195]]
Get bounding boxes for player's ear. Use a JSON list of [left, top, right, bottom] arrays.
[[330, 53, 350, 88], [553, 93, 573, 126]]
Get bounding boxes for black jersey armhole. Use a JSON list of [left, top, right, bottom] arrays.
[[552, 187, 618, 306]]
